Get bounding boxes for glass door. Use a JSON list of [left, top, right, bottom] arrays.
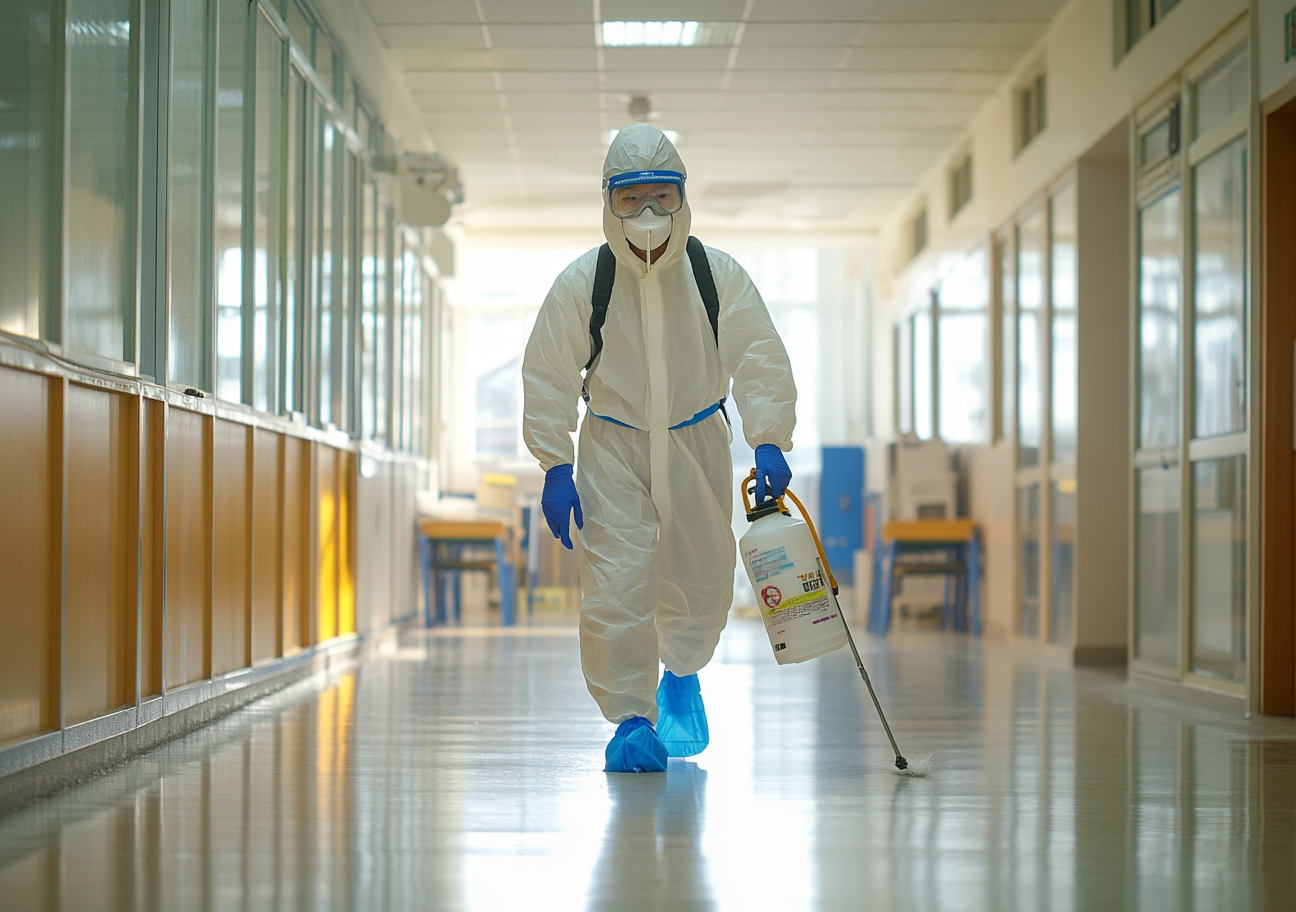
[[1012, 181, 1076, 646], [1131, 32, 1250, 696]]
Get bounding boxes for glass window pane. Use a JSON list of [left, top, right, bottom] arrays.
[[999, 236, 1015, 441], [1140, 118, 1170, 169], [1139, 188, 1182, 449], [1017, 207, 1045, 467], [1050, 478, 1076, 645], [938, 313, 987, 443], [168, 0, 210, 388], [1051, 183, 1078, 464], [65, 0, 136, 361], [377, 204, 391, 443], [361, 179, 376, 439], [896, 319, 913, 435], [286, 0, 312, 53], [315, 36, 335, 96], [1136, 464, 1180, 668], [341, 151, 357, 432], [317, 114, 334, 426], [0, 0, 55, 340], [913, 308, 932, 440], [1193, 137, 1246, 439], [1018, 483, 1041, 638], [214, 0, 246, 402], [1190, 456, 1246, 682], [1195, 50, 1247, 139], [253, 14, 283, 413], [283, 68, 306, 413]]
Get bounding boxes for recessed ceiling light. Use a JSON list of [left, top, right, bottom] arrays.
[[607, 128, 679, 144], [601, 21, 739, 47]]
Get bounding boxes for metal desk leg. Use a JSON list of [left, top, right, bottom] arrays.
[[941, 570, 953, 631], [969, 529, 981, 636], [868, 548, 884, 632], [420, 537, 433, 628], [874, 540, 898, 635], [496, 536, 516, 627]]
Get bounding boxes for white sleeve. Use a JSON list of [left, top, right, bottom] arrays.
[[522, 268, 593, 471], [714, 255, 797, 451]]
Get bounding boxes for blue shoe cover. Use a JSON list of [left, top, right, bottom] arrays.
[[656, 671, 709, 757], [604, 717, 668, 773]]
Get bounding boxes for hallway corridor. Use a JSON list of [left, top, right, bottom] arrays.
[[0, 620, 1292, 911]]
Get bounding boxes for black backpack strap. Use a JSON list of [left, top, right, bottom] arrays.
[[686, 236, 720, 347], [585, 243, 617, 371]]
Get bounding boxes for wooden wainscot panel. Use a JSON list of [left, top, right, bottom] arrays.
[[139, 397, 164, 698], [211, 419, 251, 676], [165, 407, 211, 689], [64, 384, 136, 724], [316, 445, 339, 642], [251, 428, 283, 663], [0, 366, 61, 744], [282, 436, 311, 654]]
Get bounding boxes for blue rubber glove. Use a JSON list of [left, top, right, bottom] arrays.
[[755, 444, 792, 503], [542, 464, 583, 550]]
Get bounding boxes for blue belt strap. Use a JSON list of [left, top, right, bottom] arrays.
[[590, 399, 725, 431]]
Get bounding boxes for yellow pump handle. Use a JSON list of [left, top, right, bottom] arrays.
[[741, 469, 839, 594]]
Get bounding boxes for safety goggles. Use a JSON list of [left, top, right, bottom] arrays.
[[603, 169, 686, 218]]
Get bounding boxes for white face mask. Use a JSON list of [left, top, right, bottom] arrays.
[[622, 211, 672, 253]]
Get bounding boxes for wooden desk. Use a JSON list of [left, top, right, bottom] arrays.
[[416, 516, 517, 626], [868, 519, 981, 636]]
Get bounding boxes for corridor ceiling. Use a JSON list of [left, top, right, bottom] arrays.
[[358, 0, 1068, 233]]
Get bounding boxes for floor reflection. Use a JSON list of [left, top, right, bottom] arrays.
[[0, 621, 1292, 911]]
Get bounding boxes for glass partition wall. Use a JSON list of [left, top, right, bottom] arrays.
[[0, 0, 433, 459], [1003, 179, 1078, 647], [1131, 32, 1250, 696]]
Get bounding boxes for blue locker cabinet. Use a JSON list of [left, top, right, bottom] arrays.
[[819, 446, 865, 585]]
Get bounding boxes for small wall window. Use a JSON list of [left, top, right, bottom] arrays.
[[949, 153, 973, 218], [1015, 71, 1047, 154], [1117, 0, 1183, 59], [910, 207, 928, 260]]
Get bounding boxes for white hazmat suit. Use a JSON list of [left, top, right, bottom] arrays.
[[522, 126, 797, 724]]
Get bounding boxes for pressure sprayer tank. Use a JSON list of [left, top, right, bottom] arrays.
[[739, 479, 848, 665]]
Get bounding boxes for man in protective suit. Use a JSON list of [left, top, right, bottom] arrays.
[[522, 125, 797, 772]]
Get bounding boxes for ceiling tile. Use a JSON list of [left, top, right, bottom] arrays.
[[602, 48, 732, 70], [980, 21, 1050, 48], [736, 47, 854, 69], [501, 92, 602, 112], [740, 22, 866, 46], [724, 70, 837, 91], [486, 24, 594, 48], [600, 0, 750, 21], [747, 0, 882, 22], [360, 0, 479, 26], [403, 71, 500, 92], [600, 70, 728, 91], [413, 92, 502, 112], [855, 22, 991, 47], [498, 71, 600, 91], [478, 0, 592, 23], [379, 24, 486, 49], [867, 0, 1062, 21], [423, 111, 510, 130]]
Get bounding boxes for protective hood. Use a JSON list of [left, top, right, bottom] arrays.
[[602, 125, 692, 273]]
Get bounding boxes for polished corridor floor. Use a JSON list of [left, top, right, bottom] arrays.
[[1, 618, 1294, 911]]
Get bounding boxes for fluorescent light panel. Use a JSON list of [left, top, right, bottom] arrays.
[[601, 21, 738, 47]]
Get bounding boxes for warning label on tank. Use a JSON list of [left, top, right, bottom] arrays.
[[764, 590, 833, 620], [749, 546, 794, 583]]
